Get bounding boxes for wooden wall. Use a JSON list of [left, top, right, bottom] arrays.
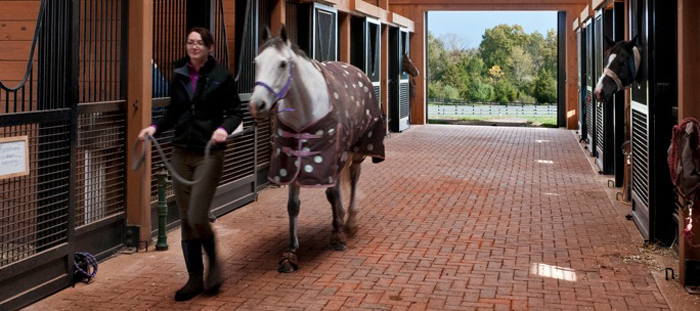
[[0, 0, 40, 112], [678, 0, 700, 120], [389, 0, 587, 129]]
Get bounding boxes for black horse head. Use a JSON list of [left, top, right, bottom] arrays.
[[594, 35, 641, 103]]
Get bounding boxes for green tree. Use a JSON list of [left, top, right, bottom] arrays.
[[541, 30, 558, 75], [492, 78, 517, 103], [527, 31, 545, 71], [507, 46, 535, 101], [465, 79, 494, 102], [478, 24, 529, 70], [533, 68, 557, 103], [427, 31, 448, 82]]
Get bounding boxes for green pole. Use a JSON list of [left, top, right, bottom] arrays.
[[156, 164, 169, 251]]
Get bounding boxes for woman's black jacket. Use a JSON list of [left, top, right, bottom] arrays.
[[154, 55, 242, 151]]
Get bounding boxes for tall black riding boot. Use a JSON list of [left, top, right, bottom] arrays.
[[175, 240, 204, 301], [202, 238, 222, 294]]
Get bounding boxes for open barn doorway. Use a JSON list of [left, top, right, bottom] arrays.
[[426, 11, 566, 128]]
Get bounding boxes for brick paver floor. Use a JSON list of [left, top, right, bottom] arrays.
[[26, 125, 670, 310]]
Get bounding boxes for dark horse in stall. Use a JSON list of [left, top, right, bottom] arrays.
[[402, 53, 420, 99], [249, 26, 387, 273], [593, 35, 641, 202]]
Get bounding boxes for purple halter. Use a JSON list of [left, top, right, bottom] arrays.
[[254, 58, 295, 112]]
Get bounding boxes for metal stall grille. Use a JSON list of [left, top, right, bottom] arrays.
[[594, 13, 605, 167], [152, 0, 186, 98], [150, 0, 187, 201], [221, 110, 256, 185], [1, 121, 72, 266], [285, 2, 298, 45], [585, 22, 595, 152], [235, 0, 258, 94], [76, 0, 127, 229], [255, 0, 272, 172], [75, 104, 125, 227], [577, 29, 587, 140], [631, 108, 650, 232], [213, 0, 229, 70], [399, 82, 409, 119], [0, 1, 77, 308], [596, 103, 604, 154]]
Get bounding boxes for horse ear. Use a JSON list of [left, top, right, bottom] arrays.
[[262, 26, 271, 42], [631, 35, 639, 46], [604, 36, 616, 48], [280, 24, 288, 43]]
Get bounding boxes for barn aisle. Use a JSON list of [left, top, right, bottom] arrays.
[[26, 125, 669, 310]]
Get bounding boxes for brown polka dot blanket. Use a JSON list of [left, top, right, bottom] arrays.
[[268, 61, 386, 187]]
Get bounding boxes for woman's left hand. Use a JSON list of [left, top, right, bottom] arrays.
[[211, 128, 228, 144]]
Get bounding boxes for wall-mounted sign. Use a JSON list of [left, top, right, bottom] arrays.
[[0, 136, 29, 179]]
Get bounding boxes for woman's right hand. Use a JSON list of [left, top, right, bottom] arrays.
[[138, 126, 157, 141]]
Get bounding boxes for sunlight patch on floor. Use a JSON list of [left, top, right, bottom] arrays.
[[531, 263, 577, 282]]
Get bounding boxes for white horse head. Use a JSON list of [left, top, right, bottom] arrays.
[[249, 26, 330, 128]]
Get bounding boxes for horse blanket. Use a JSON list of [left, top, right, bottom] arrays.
[[268, 61, 386, 187]]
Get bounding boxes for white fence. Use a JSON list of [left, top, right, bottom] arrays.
[[428, 104, 557, 118]]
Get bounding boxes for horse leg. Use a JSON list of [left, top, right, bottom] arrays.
[[326, 182, 347, 251], [279, 183, 300, 273], [345, 157, 363, 237]]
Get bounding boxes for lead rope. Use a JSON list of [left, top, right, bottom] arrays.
[[131, 124, 257, 186]]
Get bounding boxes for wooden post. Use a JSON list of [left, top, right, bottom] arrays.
[[408, 9, 425, 124], [380, 24, 389, 121], [126, 0, 153, 247], [677, 0, 700, 287], [339, 12, 351, 63], [379, 0, 390, 120], [678, 0, 700, 120], [565, 8, 579, 129], [271, 0, 285, 35]]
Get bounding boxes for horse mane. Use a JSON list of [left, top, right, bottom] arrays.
[[259, 37, 310, 61]]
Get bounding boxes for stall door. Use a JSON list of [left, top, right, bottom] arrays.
[[389, 27, 410, 132], [585, 21, 596, 156], [594, 9, 615, 174], [578, 29, 587, 141], [630, 0, 677, 244]]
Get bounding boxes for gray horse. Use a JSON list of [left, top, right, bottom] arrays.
[[249, 26, 386, 273]]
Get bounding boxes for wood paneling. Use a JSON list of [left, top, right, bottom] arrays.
[[0, 41, 30, 62], [223, 0, 235, 72], [0, 1, 40, 21], [580, 5, 591, 22], [0, 21, 36, 41], [678, 0, 700, 120], [391, 12, 414, 32], [339, 12, 351, 63]]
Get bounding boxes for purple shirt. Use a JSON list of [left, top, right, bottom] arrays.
[[187, 62, 200, 95]]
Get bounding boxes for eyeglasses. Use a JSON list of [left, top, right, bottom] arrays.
[[187, 41, 206, 47]]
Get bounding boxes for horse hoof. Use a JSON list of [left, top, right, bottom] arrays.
[[345, 226, 358, 237], [331, 242, 347, 251], [278, 260, 297, 273], [278, 252, 298, 273]]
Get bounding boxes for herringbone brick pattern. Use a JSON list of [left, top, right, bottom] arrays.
[[26, 125, 670, 310]]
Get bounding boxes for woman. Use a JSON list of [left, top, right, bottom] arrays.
[[138, 27, 242, 301]]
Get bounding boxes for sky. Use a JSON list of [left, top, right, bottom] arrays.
[[427, 11, 559, 50]]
